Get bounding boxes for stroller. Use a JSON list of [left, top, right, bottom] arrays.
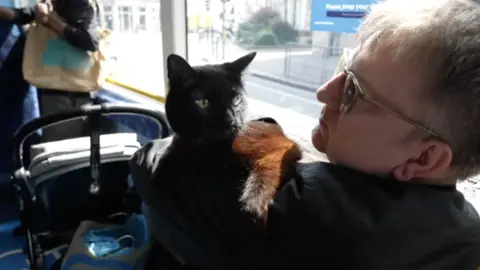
[[10, 103, 171, 270]]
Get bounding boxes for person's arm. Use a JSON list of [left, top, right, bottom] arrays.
[[0, 7, 35, 25], [42, 3, 99, 51]]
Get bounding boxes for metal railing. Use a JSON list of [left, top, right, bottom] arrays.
[[196, 33, 341, 90]]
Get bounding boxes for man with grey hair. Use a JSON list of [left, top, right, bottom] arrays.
[[262, 0, 480, 269], [130, 0, 480, 269]]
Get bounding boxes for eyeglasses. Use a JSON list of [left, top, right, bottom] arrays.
[[337, 48, 442, 138]]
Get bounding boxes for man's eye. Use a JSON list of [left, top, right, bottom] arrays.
[[195, 98, 209, 109]]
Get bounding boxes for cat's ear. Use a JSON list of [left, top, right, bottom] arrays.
[[167, 54, 195, 80], [223, 52, 257, 74]]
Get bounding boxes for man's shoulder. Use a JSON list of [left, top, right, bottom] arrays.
[[128, 137, 172, 198], [134, 137, 173, 161], [130, 137, 172, 177], [268, 162, 480, 269], [288, 162, 480, 228], [284, 161, 388, 209], [291, 162, 480, 213]]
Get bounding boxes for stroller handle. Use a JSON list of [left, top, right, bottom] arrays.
[[11, 103, 171, 170]]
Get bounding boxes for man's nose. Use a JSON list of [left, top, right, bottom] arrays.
[[316, 72, 345, 110]]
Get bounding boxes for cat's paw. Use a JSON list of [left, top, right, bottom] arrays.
[[240, 172, 275, 221]]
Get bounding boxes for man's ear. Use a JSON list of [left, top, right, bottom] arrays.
[[392, 139, 453, 182]]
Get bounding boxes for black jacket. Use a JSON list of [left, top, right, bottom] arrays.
[[130, 137, 480, 270]]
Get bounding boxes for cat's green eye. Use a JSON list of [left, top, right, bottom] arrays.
[[195, 98, 209, 109]]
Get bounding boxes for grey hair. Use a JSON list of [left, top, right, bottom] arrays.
[[358, 0, 480, 180]]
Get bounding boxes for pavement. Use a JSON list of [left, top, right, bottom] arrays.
[[109, 33, 339, 92], [189, 34, 340, 91]]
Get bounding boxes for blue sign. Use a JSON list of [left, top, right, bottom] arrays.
[[310, 0, 374, 33], [0, 0, 37, 8], [0, 0, 15, 7]]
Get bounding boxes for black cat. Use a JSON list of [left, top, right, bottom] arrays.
[[157, 52, 301, 222], [146, 53, 301, 268], [165, 53, 254, 142]]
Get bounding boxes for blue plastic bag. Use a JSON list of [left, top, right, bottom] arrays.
[[61, 215, 152, 270], [84, 227, 136, 258]]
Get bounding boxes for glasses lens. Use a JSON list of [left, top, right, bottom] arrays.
[[340, 73, 357, 113]]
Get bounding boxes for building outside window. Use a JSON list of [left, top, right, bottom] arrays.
[[137, 7, 147, 31], [118, 5, 133, 32], [103, 5, 113, 29]]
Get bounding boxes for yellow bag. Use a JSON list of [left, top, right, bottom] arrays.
[[22, 23, 111, 92]]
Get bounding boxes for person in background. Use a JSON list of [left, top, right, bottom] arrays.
[[0, 21, 40, 195], [130, 0, 480, 269], [0, 0, 100, 142]]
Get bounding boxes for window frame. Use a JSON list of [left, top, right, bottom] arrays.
[[106, 0, 188, 102]]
